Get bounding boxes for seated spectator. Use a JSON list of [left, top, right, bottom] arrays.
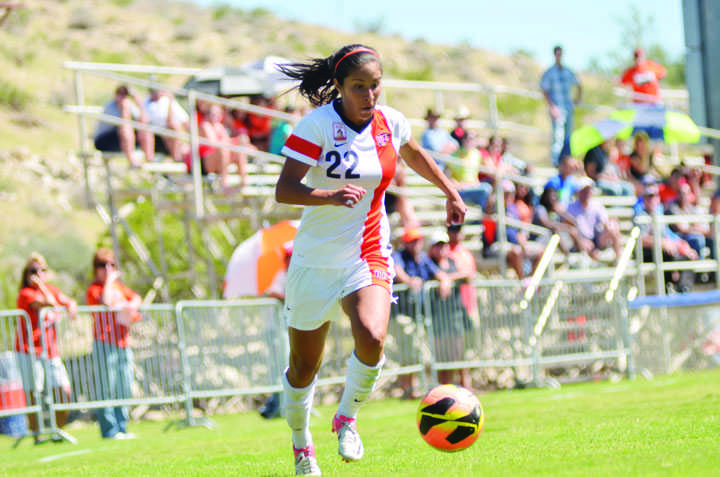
[[268, 105, 300, 155], [421, 108, 458, 158], [544, 154, 580, 208], [514, 181, 535, 223], [15, 253, 77, 444], [609, 137, 631, 175], [626, 131, 660, 195], [448, 127, 492, 209], [658, 167, 687, 206], [188, 104, 248, 192], [450, 106, 471, 145], [566, 177, 622, 262], [392, 227, 451, 398], [635, 184, 697, 293], [500, 137, 531, 175], [143, 88, 189, 162], [246, 95, 274, 151], [583, 144, 634, 196], [532, 186, 582, 254], [94, 85, 154, 167], [482, 180, 545, 280], [478, 135, 519, 183], [666, 182, 709, 258], [427, 232, 471, 388]]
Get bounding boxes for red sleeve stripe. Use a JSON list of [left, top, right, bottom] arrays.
[[285, 135, 322, 161]]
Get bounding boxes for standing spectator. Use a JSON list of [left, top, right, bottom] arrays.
[[421, 107, 458, 157], [392, 227, 452, 398], [635, 185, 697, 292], [93, 85, 154, 167], [540, 45, 582, 166], [86, 248, 141, 440], [620, 47, 666, 104], [446, 224, 478, 322], [15, 253, 77, 444], [143, 88, 189, 162], [544, 154, 580, 208], [567, 177, 623, 262], [427, 233, 471, 388]]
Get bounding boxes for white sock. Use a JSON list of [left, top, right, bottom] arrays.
[[336, 352, 385, 420], [282, 369, 315, 449]]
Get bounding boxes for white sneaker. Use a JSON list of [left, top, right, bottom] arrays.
[[294, 445, 321, 476], [332, 414, 363, 461], [110, 432, 137, 440]]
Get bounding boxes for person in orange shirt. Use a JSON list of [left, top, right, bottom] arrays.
[[15, 253, 77, 443], [86, 248, 141, 440], [620, 48, 666, 104]]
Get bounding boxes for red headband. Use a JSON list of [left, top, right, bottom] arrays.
[[333, 48, 379, 74]]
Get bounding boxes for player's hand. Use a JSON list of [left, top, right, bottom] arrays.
[[445, 195, 467, 226], [332, 184, 366, 208]]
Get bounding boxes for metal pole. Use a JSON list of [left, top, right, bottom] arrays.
[[496, 175, 507, 277], [103, 156, 122, 266], [714, 215, 720, 289], [73, 70, 93, 208], [187, 91, 204, 219], [488, 88, 499, 133], [652, 214, 665, 296]]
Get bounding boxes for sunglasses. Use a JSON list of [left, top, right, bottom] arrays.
[[29, 267, 48, 274], [96, 261, 116, 268]]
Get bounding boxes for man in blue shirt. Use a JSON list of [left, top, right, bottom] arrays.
[[540, 46, 582, 166], [544, 154, 580, 207], [420, 108, 458, 163]]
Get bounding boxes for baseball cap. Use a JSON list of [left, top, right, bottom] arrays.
[[454, 105, 470, 120], [430, 230, 449, 246], [401, 227, 424, 243]]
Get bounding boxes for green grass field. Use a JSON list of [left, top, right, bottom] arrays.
[[3, 369, 719, 476]]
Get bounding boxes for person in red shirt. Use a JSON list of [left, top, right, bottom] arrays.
[[15, 253, 77, 443], [86, 248, 141, 440], [620, 48, 666, 104]]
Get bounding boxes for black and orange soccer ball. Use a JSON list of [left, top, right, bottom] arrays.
[[416, 384, 484, 452]]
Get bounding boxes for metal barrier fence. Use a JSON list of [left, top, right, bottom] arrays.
[[0, 280, 640, 441]]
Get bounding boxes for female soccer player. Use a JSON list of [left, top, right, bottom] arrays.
[[275, 44, 466, 475]]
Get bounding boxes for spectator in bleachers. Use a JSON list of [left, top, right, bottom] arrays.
[[15, 253, 77, 444], [533, 185, 581, 254], [421, 108, 458, 157], [540, 45, 582, 166], [658, 167, 689, 207], [514, 181, 535, 223], [385, 159, 419, 228], [246, 95, 274, 151], [392, 227, 452, 398], [94, 85, 154, 168], [544, 154, 580, 208], [666, 182, 709, 259], [500, 137, 532, 175], [450, 106, 471, 145], [567, 177, 623, 262], [583, 144, 634, 196], [626, 131, 660, 195], [635, 184, 697, 292], [482, 180, 544, 280], [86, 248, 142, 440], [196, 104, 248, 191], [448, 124, 492, 210], [609, 137, 632, 176], [143, 88, 189, 162], [427, 232, 471, 388], [620, 47, 666, 104], [478, 135, 519, 184]]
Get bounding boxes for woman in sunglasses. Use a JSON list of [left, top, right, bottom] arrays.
[[15, 252, 77, 443], [85, 247, 141, 440]]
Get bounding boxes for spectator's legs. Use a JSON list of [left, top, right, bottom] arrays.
[[164, 119, 188, 162], [117, 123, 140, 167], [550, 111, 567, 167], [561, 109, 573, 159], [93, 340, 121, 438], [231, 150, 248, 187], [137, 127, 154, 163], [683, 233, 706, 258], [506, 246, 524, 279], [459, 182, 493, 209]]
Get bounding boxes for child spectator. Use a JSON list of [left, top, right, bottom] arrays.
[[94, 85, 154, 167]]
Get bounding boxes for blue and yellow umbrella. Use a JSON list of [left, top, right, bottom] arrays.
[[570, 106, 701, 157]]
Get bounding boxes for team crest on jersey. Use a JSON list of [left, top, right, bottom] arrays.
[[373, 269, 389, 281], [375, 132, 390, 147], [333, 122, 347, 143]]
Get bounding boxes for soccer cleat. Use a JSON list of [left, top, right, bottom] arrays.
[[293, 445, 321, 476], [332, 414, 363, 462]]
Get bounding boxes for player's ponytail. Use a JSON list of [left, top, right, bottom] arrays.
[[278, 44, 381, 107]]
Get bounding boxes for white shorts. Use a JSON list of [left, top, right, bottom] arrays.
[[16, 354, 71, 392], [284, 258, 394, 331]]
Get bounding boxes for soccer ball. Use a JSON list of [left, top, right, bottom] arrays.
[[416, 384, 484, 452]]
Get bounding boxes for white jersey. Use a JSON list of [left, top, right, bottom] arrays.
[[281, 101, 411, 271]]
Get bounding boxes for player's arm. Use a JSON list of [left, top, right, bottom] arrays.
[[399, 138, 466, 225], [275, 157, 366, 208]]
